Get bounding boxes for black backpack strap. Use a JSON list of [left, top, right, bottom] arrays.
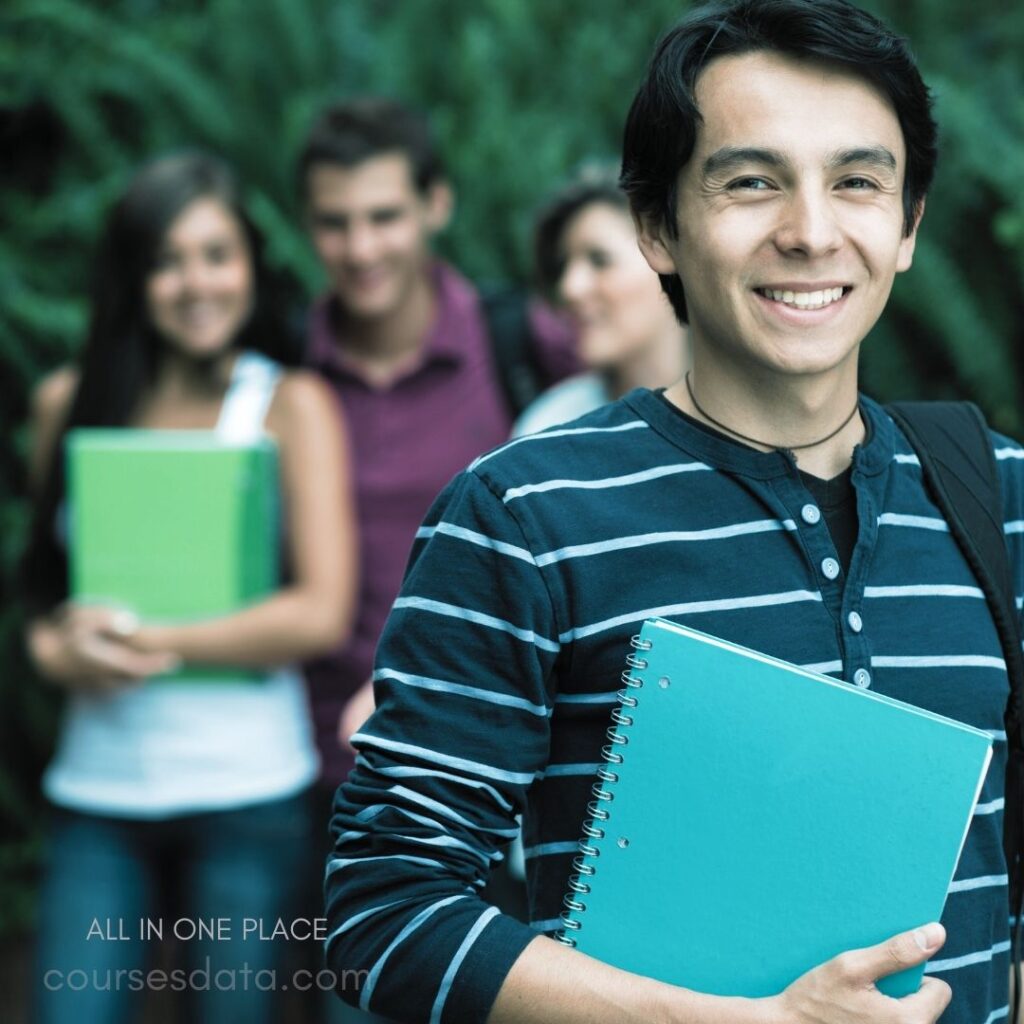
[[887, 401, 1024, 993], [479, 286, 544, 418]]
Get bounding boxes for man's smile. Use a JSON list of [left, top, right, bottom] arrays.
[[753, 285, 851, 310]]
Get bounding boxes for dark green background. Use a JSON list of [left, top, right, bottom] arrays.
[[2, 0, 1022, 938]]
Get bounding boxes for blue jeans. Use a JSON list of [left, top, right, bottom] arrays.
[[33, 790, 313, 1024]]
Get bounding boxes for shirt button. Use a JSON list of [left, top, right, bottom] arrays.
[[853, 669, 871, 688], [801, 504, 821, 525], [821, 557, 841, 580], [847, 611, 863, 633]]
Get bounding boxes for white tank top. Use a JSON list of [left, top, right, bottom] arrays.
[[44, 352, 320, 816]]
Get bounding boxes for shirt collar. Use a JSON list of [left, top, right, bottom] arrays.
[[623, 388, 895, 481], [304, 261, 479, 382]]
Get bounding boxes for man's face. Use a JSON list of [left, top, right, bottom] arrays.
[[639, 50, 920, 384], [305, 152, 450, 322]]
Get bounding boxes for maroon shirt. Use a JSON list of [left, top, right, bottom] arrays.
[[304, 262, 577, 783]]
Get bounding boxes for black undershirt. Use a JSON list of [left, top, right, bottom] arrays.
[[655, 390, 859, 574], [797, 466, 857, 575]]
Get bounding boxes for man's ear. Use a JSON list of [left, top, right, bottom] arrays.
[[896, 197, 926, 273], [425, 180, 454, 233], [633, 211, 678, 276]]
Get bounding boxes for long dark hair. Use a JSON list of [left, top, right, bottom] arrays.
[[21, 151, 291, 612]]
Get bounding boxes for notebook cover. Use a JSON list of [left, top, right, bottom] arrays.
[[562, 617, 992, 998], [67, 429, 279, 682]]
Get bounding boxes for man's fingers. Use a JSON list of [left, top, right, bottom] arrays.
[[897, 976, 953, 1021], [838, 923, 946, 984]]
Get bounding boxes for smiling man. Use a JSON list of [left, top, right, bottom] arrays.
[[631, 48, 922, 482], [323, 4, 1023, 1024], [296, 98, 578, 790]]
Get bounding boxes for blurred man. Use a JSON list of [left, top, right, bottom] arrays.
[[297, 97, 577, 787]]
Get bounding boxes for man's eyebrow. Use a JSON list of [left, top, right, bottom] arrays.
[[701, 147, 787, 179], [700, 145, 899, 180], [828, 146, 898, 172]]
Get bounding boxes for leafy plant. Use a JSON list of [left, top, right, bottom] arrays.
[[1, 0, 1022, 939]]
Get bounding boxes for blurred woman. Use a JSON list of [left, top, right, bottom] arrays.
[[513, 165, 688, 435], [22, 152, 356, 1024]]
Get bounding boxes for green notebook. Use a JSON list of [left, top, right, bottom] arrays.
[[67, 429, 279, 681], [557, 617, 992, 998]]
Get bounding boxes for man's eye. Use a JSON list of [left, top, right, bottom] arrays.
[[840, 177, 877, 190], [728, 177, 774, 191]]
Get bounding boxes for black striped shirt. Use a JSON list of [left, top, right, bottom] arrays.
[[326, 390, 1022, 1024]]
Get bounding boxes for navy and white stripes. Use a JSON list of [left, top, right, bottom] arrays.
[[325, 390, 1024, 1024]]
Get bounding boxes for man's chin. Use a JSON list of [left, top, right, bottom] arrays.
[[332, 289, 400, 322]]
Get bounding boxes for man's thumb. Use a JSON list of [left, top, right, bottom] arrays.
[[912, 923, 946, 954], [868, 922, 946, 981]]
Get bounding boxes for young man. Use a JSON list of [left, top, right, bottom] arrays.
[[323, 4, 1022, 1023], [297, 98, 578, 786]]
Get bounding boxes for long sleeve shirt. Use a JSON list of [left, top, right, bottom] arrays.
[[303, 262, 577, 784], [325, 389, 1023, 1024]]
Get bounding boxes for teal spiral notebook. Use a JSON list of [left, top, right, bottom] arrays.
[[556, 617, 993, 998]]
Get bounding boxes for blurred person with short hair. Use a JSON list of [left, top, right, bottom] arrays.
[[296, 96, 578, 780]]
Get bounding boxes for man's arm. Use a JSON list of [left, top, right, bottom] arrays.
[[324, 467, 561, 1021], [489, 928, 951, 1024]]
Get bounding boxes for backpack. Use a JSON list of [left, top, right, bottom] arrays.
[[479, 286, 546, 418], [886, 401, 1024, 1004]]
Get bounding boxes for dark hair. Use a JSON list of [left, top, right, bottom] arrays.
[[620, 0, 938, 322], [297, 97, 445, 198], [21, 151, 290, 612], [533, 163, 630, 301]]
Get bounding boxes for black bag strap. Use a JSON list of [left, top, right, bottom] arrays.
[[479, 286, 544, 418], [887, 401, 1024, 997], [887, 401, 1024, 748]]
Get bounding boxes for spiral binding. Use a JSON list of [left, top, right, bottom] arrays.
[[555, 633, 652, 947]]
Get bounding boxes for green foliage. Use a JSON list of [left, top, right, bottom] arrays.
[[856, 1, 1024, 431], [1, 0, 1023, 937]]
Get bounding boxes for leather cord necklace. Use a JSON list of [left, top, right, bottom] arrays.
[[684, 372, 860, 458]]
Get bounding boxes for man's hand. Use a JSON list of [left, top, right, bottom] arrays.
[[337, 676, 376, 749], [770, 922, 951, 1024], [29, 604, 180, 691]]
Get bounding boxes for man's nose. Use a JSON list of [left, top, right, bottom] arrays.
[[346, 222, 379, 263], [772, 188, 844, 258]]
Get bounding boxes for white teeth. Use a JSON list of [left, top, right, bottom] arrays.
[[761, 286, 845, 310]]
